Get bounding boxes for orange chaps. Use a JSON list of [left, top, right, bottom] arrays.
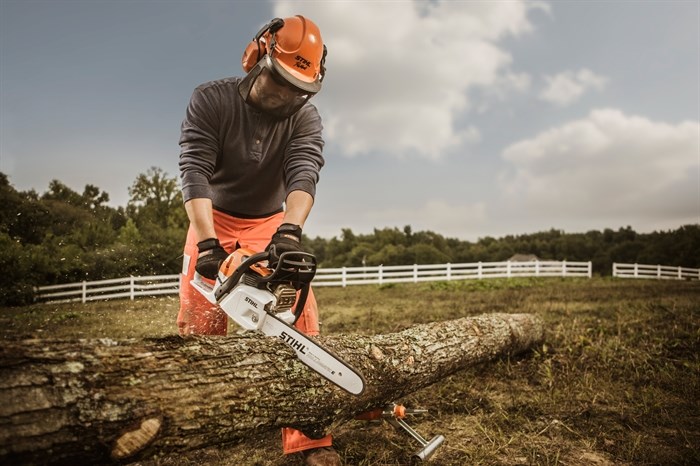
[[178, 210, 332, 454]]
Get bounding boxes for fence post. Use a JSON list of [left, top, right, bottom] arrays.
[[447, 263, 452, 281], [678, 266, 682, 280], [413, 264, 418, 283], [507, 261, 512, 278], [562, 260, 567, 277], [378, 265, 383, 285], [478, 261, 483, 279], [342, 267, 347, 288], [588, 261, 592, 278], [130, 276, 135, 300], [634, 263, 638, 278], [657, 264, 661, 279], [82, 281, 87, 303], [535, 260, 540, 276]]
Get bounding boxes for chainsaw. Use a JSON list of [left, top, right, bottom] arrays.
[[191, 248, 365, 396]]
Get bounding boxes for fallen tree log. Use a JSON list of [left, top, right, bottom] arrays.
[[0, 312, 543, 464]]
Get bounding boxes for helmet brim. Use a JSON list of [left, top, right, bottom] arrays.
[[265, 55, 322, 94]]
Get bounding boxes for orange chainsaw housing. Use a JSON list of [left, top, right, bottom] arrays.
[[219, 248, 271, 280]]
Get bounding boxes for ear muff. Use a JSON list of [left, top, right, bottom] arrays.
[[241, 18, 285, 73]]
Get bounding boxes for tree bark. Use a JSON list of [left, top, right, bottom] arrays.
[[0, 312, 543, 465]]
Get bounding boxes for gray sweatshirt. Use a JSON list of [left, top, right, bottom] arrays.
[[179, 77, 325, 218]]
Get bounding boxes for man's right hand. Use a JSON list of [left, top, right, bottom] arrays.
[[195, 238, 229, 280]]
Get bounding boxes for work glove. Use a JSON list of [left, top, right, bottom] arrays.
[[195, 238, 229, 280], [266, 223, 303, 267]]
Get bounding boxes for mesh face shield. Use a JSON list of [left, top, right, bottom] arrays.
[[238, 56, 315, 119]]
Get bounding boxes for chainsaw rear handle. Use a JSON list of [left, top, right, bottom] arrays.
[[264, 251, 317, 288]]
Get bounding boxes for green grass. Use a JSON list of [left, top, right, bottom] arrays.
[[1, 277, 698, 465]]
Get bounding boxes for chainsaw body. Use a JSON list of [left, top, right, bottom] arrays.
[[191, 248, 365, 396], [193, 248, 314, 327]]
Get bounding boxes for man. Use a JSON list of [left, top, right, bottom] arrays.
[[177, 15, 341, 466]]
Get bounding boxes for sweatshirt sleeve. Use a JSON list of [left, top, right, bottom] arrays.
[[284, 104, 325, 199], [178, 85, 221, 202]]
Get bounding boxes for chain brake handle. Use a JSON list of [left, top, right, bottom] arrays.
[[214, 250, 317, 324]]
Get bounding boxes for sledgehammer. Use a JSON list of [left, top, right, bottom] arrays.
[[356, 403, 445, 462]]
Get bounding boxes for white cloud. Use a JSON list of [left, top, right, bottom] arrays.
[[274, 0, 547, 159], [500, 108, 700, 224], [539, 68, 608, 106]]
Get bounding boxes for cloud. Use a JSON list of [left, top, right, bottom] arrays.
[[274, 0, 547, 159], [539, 68, 608, 106], [500, 108, 700, 225]]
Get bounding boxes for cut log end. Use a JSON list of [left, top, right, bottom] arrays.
[[111, 417, 162, 459]]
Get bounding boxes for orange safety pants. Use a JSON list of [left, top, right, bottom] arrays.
[[178, 209, 332, 454]]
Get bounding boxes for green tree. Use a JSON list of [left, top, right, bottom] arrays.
[[42, 179, 84, 206], [127, 167, 183, 227], [0, 232, 33, 305], [125, 167, 188, 274], [406, 243, 451, 264]]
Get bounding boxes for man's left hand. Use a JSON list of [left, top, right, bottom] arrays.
[[266, 223, 303, 266]]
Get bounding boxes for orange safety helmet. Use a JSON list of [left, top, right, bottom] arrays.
[[242, 15, 326, 94]]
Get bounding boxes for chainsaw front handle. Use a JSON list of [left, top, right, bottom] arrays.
[[214, 251, 317, 303]]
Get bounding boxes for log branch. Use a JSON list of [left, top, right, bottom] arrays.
[[0, 312, 543, 464]]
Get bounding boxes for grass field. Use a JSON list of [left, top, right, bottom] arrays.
[[1, 277, 698, 465]]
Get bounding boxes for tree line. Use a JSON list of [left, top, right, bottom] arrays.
[[1, 169, 698, 305]]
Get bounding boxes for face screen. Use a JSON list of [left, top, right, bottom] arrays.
[[241, 59, 314, 118]]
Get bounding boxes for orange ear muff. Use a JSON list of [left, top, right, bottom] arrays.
[[241, 18, 285, 73], [241, 40, 261, 72]]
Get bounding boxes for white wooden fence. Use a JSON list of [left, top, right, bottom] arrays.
[[312, 260, 592, 287], [35, 275, 181, 303], [612, 263, 700, 281], [34, 260, 592, 303]]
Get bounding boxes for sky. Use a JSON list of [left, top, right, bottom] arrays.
[[1, 0, 699, 241]]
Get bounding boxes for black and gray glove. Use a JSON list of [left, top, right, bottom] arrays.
[[266, 223, 303, 267], [195, 238, 229, 280]]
